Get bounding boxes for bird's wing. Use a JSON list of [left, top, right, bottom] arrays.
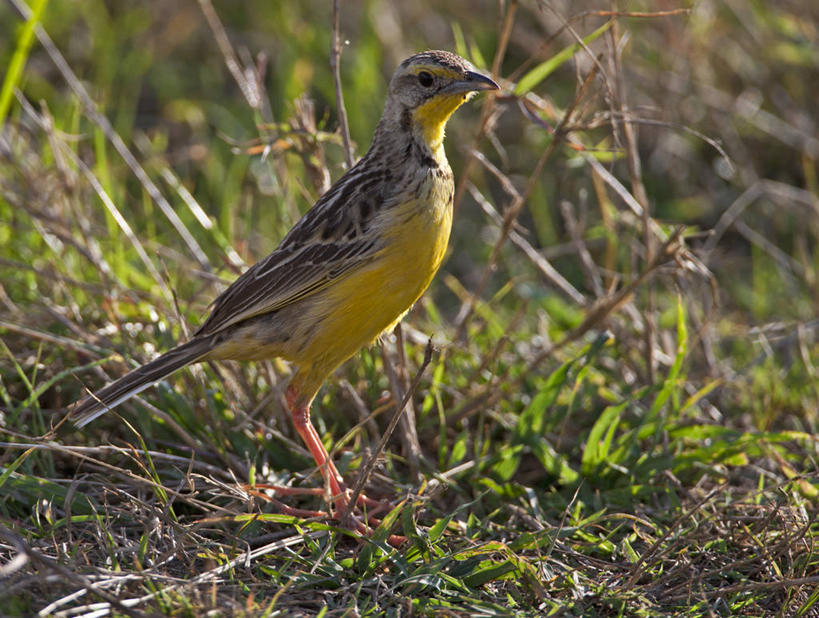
[[195, 161, 389, 337]]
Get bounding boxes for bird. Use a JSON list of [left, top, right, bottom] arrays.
[[71, 50, 499, 528]]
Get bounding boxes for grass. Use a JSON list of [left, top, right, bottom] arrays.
[[1, 0, 819, 615]]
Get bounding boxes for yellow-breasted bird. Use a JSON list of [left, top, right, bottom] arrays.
[[71, 50, 498, 525]]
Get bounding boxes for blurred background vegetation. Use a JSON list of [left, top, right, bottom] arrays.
[[1, 0, 818, 615]]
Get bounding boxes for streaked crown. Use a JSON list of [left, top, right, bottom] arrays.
[[387, 50, 498, 109]]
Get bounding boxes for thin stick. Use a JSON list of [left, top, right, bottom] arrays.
[[467, 181, 585, 305], [198, 0, 270, 121], [380, 329, 422, 475], [452, 0, 516, 208], [608, 16, 656, 382], [331, 0, 354, 168], [343, 340, 434, 527], [453, 64, 599, 340]]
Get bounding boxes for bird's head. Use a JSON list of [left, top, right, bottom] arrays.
[[384, 50, 499, 152]]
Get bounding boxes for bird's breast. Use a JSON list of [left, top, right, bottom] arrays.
[[383, 165, 454, 285], [293, 167, 454, 372]]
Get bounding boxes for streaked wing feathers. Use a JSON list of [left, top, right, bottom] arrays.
[[195, 236, 379, 336], [195, 166, 386, 337]]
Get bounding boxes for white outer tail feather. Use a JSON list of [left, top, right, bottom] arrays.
[[73, 379, 162, 427], [71, 336, 214, 427]]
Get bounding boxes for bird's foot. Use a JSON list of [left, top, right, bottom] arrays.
[[246, 482, 405, 546]]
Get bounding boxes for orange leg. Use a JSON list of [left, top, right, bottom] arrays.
[[282, 384, 404, 545], [285, 385, 351, 514]]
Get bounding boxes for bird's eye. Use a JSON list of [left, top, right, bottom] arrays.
[[418, 71, 434, 88]]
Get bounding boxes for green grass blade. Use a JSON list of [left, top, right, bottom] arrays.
[[0, 447, 35, 492], [581, 401, 627, 476], [0, 0, 49, 126], [648, 294, 688, 419], [514, 20, 612, 94]]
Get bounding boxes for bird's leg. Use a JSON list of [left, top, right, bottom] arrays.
[[283, 385, 402, 542], [244, 384, 403, 545], [285, 384, 351, 514]]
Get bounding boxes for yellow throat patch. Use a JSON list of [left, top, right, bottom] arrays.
[[411, 91, 475, 150]]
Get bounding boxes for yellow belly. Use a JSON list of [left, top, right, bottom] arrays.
[[297, 194, 452, 375]]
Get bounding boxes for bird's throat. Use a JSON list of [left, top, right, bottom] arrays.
[[412, 93, 471, 153]]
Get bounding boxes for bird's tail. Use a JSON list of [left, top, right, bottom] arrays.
[[71, 337, 214, 427]]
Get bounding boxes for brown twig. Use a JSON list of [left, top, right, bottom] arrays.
[[453, 63, 599, 341], [608, 16, 656, 382], [560, 198, 604, 297], [576, 8, 691, 19], [198, 0, 270, 121], [382, 324, 422, 476], [343, 340, 434, 528], [331, 0, 354, 168], [452, 0, 516, 210], [467, 181, 586, 305]]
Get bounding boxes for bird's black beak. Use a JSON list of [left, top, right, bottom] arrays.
[[444, 70, 500, 95]]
